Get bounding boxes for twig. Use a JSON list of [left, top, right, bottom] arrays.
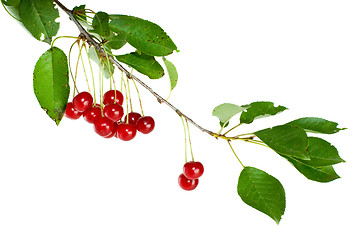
[[53, 0, 251, 141]]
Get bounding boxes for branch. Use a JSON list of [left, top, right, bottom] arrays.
[[53, 0, 219, 138]]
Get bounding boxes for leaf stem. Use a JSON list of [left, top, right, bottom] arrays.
[[223, 123, 242, 136], [227, 140, 245, 168]]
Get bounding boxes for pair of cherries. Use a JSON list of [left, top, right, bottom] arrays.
[[65, 90, 155, 141], [178, 161, 204, 191]]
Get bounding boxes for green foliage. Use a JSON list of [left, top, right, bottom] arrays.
[[105, 32, 127, 50], [18, 0, 60, 44], [162, 57, 178, 92], [240, 101, 287, 124], [1, 0, 21, 20], [287, 117, 346, 134], [255, 125, 310, 160], [281, 154, 340, 182], [33, 47, 69, 125], [212, 103, 249, 127], [305, 137, 345, 166], [91, 11, 111, 38], [116, 52, 164, 79], [237, 167, 286, 224], [109, 15, 177, 56], [88, 46, 114, 79]]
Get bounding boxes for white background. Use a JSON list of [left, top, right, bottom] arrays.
[[0, 0, 358, 239]]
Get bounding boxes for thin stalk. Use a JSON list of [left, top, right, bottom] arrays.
[[227, 141, 245, 168], [223, 123, 242, 136], [181, 116, 188, 163], [131, 79, 145, 116], [80, 43, 91, 94], [83, 44, 96, 104], [185, 119, 195, 162], [68, 40, 80, 96]]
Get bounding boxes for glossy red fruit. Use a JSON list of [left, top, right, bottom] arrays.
[[124, 112, 142, 125], [183, 161, 204, 180], [136, 116, 155, 134], [73, 92, 93, 112], [83, 105, 102, 124], [104, 123, 117, 138], [65, 102, 82, 120], [117, 123, 137, 141], [178, 173, 199, 191], [103, 90, 124, 105], [94, 117, 115, 137], [103, 103, 124, 122]]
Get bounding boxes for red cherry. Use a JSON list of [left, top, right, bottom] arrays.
[[104, 123, 117, 138], [124, 112, 142, 125], [83, 105, 102, 124], [103, 90, 124, 105], [136, 116, 155, 134], [73, 92, 93, 112], [103, 103, 124, 122], [65, 102, 82, 120], [117, 123, 137, 141], [183, 161, 204, 180], [94, 117, 115, 137], [178, 173, 199, 191]]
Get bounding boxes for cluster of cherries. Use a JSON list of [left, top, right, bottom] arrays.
[[64, 90, 155, 140], [178, 161, 204, 191]]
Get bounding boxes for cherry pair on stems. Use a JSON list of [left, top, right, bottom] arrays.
[[178, 161, 204, 191], [65, 90, 155, 140]]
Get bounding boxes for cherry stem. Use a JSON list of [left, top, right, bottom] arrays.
[[68, 40, 80, 96], [131, 79, 145, 116], [227, 140, 245, 168], [80, 43, 92, 94], [180, 116, 188, 163], [83, 44, 96, 105], [185, 119, 195, 162]]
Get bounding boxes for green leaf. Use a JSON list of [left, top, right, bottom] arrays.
[[116, 52, 164, 79], [105, 32, 127, 50], [255, 125, 310, 160], [305, 137, 345, 166], [19, 0, 60, 44], [237, 167, 286, 224], [91, 11, 110, 38], [1, 0, 21, 20], [212, 103, 249, 127], [109, 15, 177, 56], [287, 117, 346, 134], [162, 57, 178, 91], [88, 46, 114, 79], [72, 5, 87, 22], [33, 47, 70, 125], [240, 101, 287, 124], [281, 154, 340, 182]]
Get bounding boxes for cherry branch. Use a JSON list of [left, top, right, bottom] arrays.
[[53, 0, 247, 140]]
